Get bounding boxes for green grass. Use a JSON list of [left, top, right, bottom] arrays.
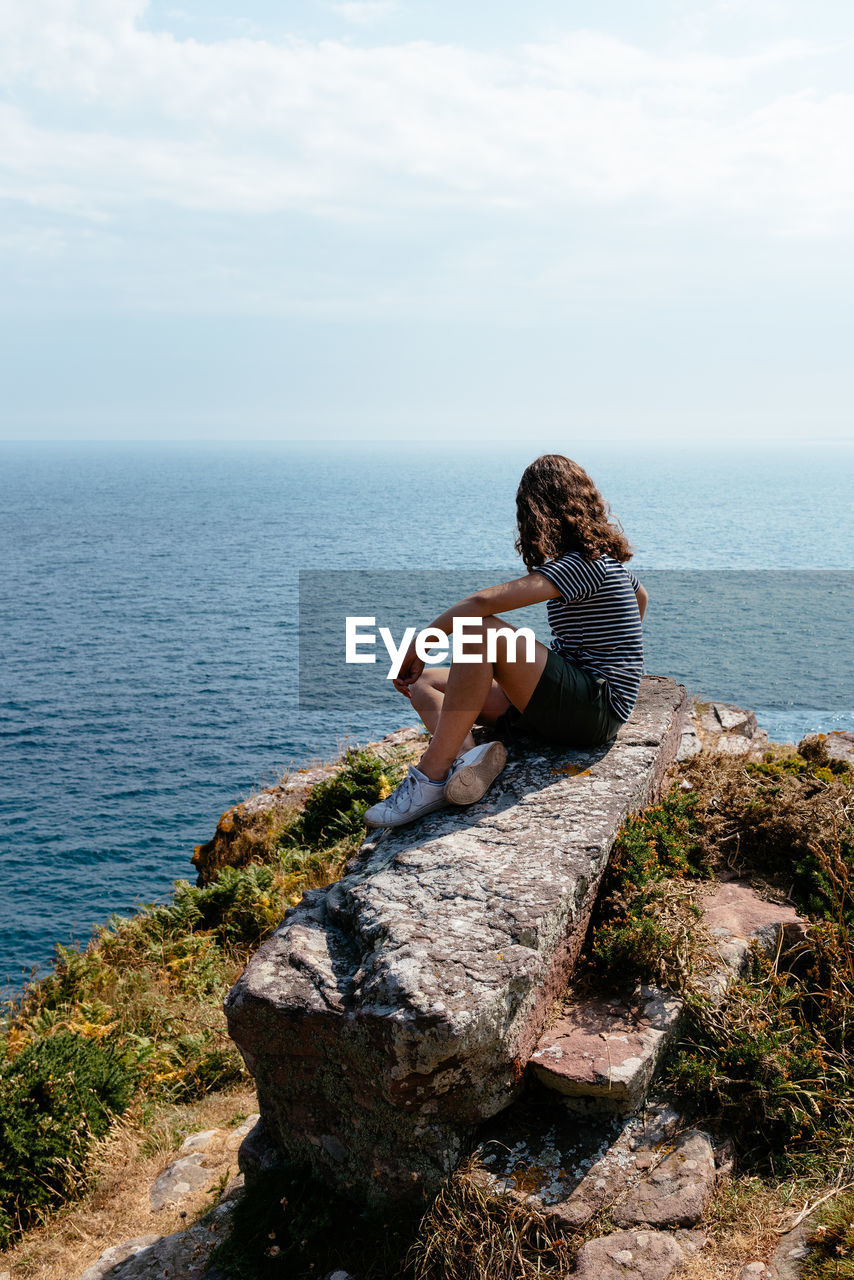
[[580, 746, 854, 1181], [585, 786, 706, 989], [0, 1033, 134, 1247], [805, 1189, 854, 1278], [666, 936, 854, 1174], [0, 746, 408, 1249], [686, 749, 854, 923]]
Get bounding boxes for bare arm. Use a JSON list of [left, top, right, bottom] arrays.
[[635, 582, 648, 620], [428, 572, 560, 635], [395, 573, 559, 691]]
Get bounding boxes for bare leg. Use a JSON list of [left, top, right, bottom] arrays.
[[409, 667, 514, 755], [408, 669, 465, 740], [416, 617, 550, 781]]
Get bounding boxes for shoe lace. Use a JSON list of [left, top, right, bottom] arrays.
[[388, 770, 418, 814]]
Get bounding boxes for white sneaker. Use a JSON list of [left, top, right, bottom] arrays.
[[364, 766, 449, 828], [444, 741, 507, 806]]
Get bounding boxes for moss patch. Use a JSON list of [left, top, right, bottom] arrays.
[[585, 787, 707, 990]]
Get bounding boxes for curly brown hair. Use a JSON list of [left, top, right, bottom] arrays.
[[515, 454, 632, 570]]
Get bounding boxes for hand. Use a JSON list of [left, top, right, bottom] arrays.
[[392, 644, 424, 697]]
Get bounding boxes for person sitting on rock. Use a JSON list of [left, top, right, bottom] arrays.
[[364, 453, 648, 829]]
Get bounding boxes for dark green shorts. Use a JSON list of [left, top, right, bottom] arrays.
[[499, 648, 625, 749]]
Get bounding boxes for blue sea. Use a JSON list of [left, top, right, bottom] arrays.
[[2, 442, 853, 999]]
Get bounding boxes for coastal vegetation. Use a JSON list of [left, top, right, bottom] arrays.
[[2, 729, 854, 1277], [0, 745, 413, 1253], [584, 742, 854, 1177]]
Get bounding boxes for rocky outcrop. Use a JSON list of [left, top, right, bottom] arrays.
[[572, 1229, 702, 1280], [798, 730, 854, 770], [530, 987, 684, 1115], [73, 1116, 258, 1280], [193, 728, 424, 884], [224, 676, 687, 1205], [478, 1098, 719, 1232], [677, 699, 769, 762], [75, 1194, 239, 1280], [530, 883, 805, 1112]]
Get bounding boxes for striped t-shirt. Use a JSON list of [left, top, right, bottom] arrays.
[[534, 553, 644, 722]]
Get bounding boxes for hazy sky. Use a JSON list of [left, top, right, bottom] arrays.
[[2, 0, 854, 443]]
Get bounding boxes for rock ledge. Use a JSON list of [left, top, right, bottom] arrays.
[[225, 676, 687, 1203]]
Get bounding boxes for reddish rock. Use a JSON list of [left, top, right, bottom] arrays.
[[699, 882, 803, 976], [530, 988, 682, 1113], [531, 884, 805, 1111], [572, 1229, 686, 1280], [612, 1130, 717, 1228]]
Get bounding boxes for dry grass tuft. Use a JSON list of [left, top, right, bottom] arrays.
[[406, 1156, 576, 1280], [2, 1084, 257, 1280], [683, 750, 853, 916], [678, 1175, 798, 1280]]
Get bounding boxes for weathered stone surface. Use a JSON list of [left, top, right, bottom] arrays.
[[699, 703, 758, 738], [572, 1229, 686, 1280], [477, 1098, 713, 1232], [223, 1111, 260, 1152], [237, 1116, 286, 1183], [477, 1097, 632, 1223], [688, 699, 769, 758], [710, 732, 767, 757], [179, 1127, 220, 1155], [75, 1196, 239, 1279], [149, 1152, 221, 1211], [676, 725, 702, 762], [174, 1114, 260, 1165], [611, 1130, 716, 1228], [769, 1216, 815, 1280], [77, 1238, 161, 1280], [531, 883, 805, 1111], [700, 882, 802, 975], [739, 1264, 769, 1279], [225, 676, 687, 1204], [531, 988, 682, 1114], [480, 1093, 718, 1235]]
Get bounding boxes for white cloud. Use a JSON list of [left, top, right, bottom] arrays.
[[0, 2, 852, 235]]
